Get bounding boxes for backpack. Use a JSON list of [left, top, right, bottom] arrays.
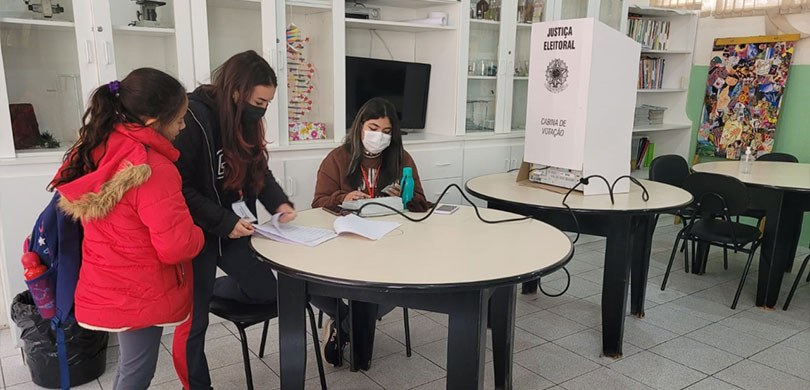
[[23, 192, 83, 390]]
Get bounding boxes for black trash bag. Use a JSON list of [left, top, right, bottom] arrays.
[[10, 291, 108, 389]]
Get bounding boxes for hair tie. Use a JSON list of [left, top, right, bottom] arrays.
[[107, 80, 121, 97]]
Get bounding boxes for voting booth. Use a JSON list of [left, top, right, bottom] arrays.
[[518, 18, 640, 195]]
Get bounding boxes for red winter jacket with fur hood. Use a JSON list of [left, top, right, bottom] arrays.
[[55, 124, 204, 331]]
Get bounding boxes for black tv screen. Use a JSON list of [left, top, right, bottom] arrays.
[[345, 56, 431, 129]]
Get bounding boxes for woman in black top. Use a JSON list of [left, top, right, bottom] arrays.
[[171, 50, 296, 390]]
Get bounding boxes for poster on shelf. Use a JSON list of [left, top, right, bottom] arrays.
[[286, 23, 326, 141], [695, 35, 799, 160]]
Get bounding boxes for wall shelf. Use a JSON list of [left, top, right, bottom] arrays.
[[633, 123, 692, 133], [0, 17, 74, 31], [365, 0, 458, 8], [641, 49, 692, 54], [637, 88, 687, 93], [345, 18, 455, 33], [113, 25, 176, 36]]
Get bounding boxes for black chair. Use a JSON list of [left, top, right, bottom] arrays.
[[661, 172, 764, 309], [210, 296, 327, 390], [649, 154, 696, 272], [783, 251, 810, 310], [756, 152, 799, 163]]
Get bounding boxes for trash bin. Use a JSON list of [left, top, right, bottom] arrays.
[[10, 291, 108, 389]]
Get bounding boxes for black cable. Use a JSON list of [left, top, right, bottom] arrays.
[[538, 267, 571, 297], [353, 183, 530, 224]]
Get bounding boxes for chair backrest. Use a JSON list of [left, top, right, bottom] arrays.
[[683, 172, 749, 218], [649, 154, 690, 188], [756, 152, 799, 163]]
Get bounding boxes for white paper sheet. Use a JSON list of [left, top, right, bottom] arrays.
[[333, 214, 401, 241], [253, 214, 337, 247]]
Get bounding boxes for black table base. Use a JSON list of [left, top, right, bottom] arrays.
[[277, 274, 520, 390], [487, 201, 657, 357]]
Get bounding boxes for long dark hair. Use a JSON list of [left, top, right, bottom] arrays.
[[200, 50, 277, 194], [344, 98, 403, 189], [51, 68, 186, 188]]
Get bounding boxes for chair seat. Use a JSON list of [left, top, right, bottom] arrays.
[[690, 219, 761, 245], [740, 208, 766, 219], [676, 206, 696, 219], [209, 296, 277, 325]]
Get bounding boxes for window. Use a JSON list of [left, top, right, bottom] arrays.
[[651, 0, 809, 16]]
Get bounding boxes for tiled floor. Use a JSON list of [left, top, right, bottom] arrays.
[[1, 217, 808, 389]]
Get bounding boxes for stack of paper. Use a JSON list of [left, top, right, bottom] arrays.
[[252, 214, 337, 247], [634, 104, 667, 126], [253, 213, 402, 247]]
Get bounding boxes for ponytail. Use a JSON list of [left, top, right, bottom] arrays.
[[51, 68, 186, 189]]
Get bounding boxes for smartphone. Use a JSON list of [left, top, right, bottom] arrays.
[[322, 206, 351, 216], [434, 204, 459, 215]]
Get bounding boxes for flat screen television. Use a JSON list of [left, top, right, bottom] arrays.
[[345, 56, 431, 129]]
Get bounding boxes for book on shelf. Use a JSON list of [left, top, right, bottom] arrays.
[[630, 137, 655, 170], [638, 56, 665, 89], [634, 104, 667, 126], [627, 15, 671, 50]]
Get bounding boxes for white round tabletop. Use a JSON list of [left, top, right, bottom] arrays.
[[692, 161, 810, 193], [251, 206, 572, 288], [465, 173, 693, 213]]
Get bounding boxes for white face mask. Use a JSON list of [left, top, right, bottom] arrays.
[[362, 130, 392, 155]]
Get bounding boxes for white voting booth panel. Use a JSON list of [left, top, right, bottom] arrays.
[[523, 18, 640, 195]]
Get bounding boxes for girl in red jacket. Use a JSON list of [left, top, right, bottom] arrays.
[[51, 68, 204, 390]]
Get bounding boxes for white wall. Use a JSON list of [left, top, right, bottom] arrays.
[[693, 15, 810, 66]]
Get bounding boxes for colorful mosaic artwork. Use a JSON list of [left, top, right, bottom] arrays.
[[695, 37, 796, 159]]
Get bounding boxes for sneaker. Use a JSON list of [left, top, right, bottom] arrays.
[[321, 318, 348, 366]]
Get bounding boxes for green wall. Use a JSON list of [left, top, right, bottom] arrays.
[[686, 65, 810, 247]]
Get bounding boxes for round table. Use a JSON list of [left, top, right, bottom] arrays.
[[466, 172, 693, 357], [693, 161, 810, 307], [252, 206, 573, 389]]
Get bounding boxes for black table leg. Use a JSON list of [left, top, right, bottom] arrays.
[[447, 289, 490, 390], [692, 242, 710, 275], [349, 301, 378, 371], [758, 192, 805, 307], [520, 280, 538, 294], [490, 285, 516, 390], [630, 215, 655, 317], [277, 274, 307, 390], [602, 215, 633, 358]]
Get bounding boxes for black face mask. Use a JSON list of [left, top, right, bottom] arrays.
[[241, 104, 267, 123]]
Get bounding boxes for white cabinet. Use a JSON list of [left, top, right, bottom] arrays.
[[281, 154, 328, 210], [461, 139, 523, 206], [408, 142, 465, 204], [0, 0, 195, 159], [460, 0, 534, 135]]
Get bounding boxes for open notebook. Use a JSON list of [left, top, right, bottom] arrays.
[[253, 213, 401, 247]]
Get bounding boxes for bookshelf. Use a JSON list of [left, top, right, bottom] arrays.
[[626, 5, 698, 179]]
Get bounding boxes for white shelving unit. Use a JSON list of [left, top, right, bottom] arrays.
[[344, 0, 460, 139], [626, 4, 698, 178], [0, 0, 194, 159]]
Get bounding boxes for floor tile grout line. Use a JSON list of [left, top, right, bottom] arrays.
[[742, 353, 810, 383], [645, 346, 721, 377]]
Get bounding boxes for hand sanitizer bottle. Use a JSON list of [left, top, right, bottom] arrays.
[[739, 146, 754, 174]]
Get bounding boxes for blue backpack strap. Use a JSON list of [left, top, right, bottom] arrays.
[[52, 192, 83, 390], [52, 318, 70, 390], [54, 196, 82, 325]]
